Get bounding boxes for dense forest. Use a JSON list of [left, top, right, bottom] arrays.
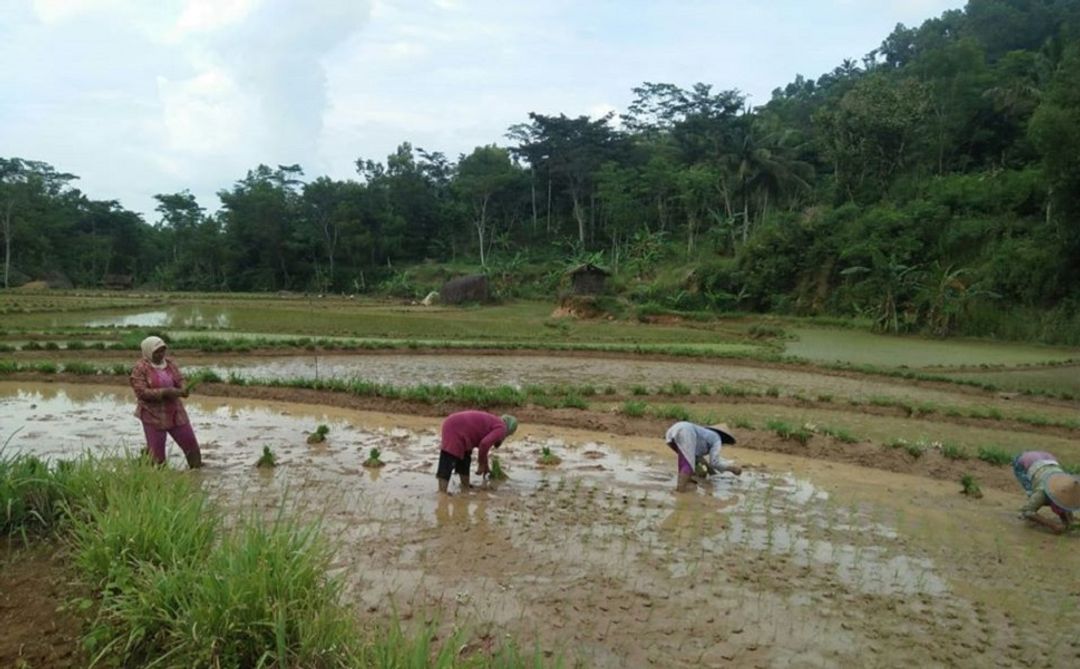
[[3, 0, 1080, 342]]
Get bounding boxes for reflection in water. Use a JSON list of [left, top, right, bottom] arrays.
[[83, 306, 231, 328]]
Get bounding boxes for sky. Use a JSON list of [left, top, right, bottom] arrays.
[[0, 0, 965, 222]]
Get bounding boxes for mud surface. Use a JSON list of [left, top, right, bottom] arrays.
[[3, 382, 1079, 667], [0, 540, 85, 669]]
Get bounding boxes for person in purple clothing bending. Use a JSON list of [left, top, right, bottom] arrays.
[[1013, 451, 1079, 534], [436, 410, 518, 494], [666, 421, 741, 492], [129, 336, 202, 468]]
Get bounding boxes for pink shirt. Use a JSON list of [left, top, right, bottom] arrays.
[[440, 411, 507, 472]]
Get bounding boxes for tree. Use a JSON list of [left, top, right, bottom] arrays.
[[455, 146, 519, 266], [509, 113, 625, 245], [0, 158, 77, 287]]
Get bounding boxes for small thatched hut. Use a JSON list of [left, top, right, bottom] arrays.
[[440, 274, 489, 304], [102, 274, 134, 290], [566, 263, 610, 295]]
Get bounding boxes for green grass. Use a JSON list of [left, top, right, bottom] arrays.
[[655, 405, 691, 422], [977, 446, 1014, 466], [620, 400, 648, 418], [819, 426, 859, 444], [4, 453, 555, 668], [765, 420, 812, 446], [941, 443, 970, 460]]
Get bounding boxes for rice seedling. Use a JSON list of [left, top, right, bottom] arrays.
[[820, 426, 858, 444], [109, 363, 130, 376], [960, 474, 983, 498], [489, 455, 509, 480], [977, 446, 1013, 466], [33, 361, 58, 374], [62, 361, 98, 375], [941, 443, 969, 460], [765, 420, 812, 446], [537, 446, 562, 466], [306, 424, 330, 444], [660, 382, 692, 396], [255, 446, 277, 468], [655, 405, 691, 422], [816, 394, 834, 403], [904, 442, 925, 459], [620, 400, 648, 417], [630, 385, 649, 396], [717, 385, 750, 397], [363, 447, 386, 468], [765, 386, 780, 398]]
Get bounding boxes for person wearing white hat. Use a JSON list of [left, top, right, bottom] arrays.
[[665, 421, 741, 492], [1013, 451, 1079, 533], [129, 336, 202, 468]]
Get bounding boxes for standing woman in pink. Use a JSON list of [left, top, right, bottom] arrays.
[[129, 336, 202, 468], [436, 410, 517, 494]]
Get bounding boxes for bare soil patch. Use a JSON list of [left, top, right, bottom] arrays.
[[0, 540, 84, 669]]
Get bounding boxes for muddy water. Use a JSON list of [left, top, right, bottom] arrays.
[[2, 381, 1077, 667], [191, 352, 1080, 422]]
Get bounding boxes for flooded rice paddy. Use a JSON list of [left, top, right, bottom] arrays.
[[3, 381, 1078, 667]]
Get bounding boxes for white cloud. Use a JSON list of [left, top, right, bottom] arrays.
[[3, 0, 969, 219], [173, 0, 258, 35]]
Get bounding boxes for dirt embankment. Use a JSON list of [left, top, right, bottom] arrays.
[[6, 372, 1028, 493], [0, 540, 85, 668]]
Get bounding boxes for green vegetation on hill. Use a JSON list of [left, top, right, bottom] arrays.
[[4, 1, 1080, 343]]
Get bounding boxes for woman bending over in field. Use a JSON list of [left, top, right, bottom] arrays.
[[666, 421, 741, 492], [436, 410, 517, 494], [1013, 451, 1079, 534], [129, 336, 202, 468]]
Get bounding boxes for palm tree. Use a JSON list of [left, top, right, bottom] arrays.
[[718, 122, 814, 243]]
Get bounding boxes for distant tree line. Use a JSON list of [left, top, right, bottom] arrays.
[[3, 0, 1080, 341]]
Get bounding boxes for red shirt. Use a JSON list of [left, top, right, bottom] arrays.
[[440, 411, 507, 472]]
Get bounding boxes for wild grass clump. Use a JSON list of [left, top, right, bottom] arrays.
[[0, 452, 108, 537], [977, 446, 1013, 466], [63, 458, 365, 668], [620, 400, 648, 418]]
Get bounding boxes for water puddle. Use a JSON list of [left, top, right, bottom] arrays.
[[82, 305, 232, 328]]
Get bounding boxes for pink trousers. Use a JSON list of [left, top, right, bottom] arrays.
[[141, 421, 200, 464]]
